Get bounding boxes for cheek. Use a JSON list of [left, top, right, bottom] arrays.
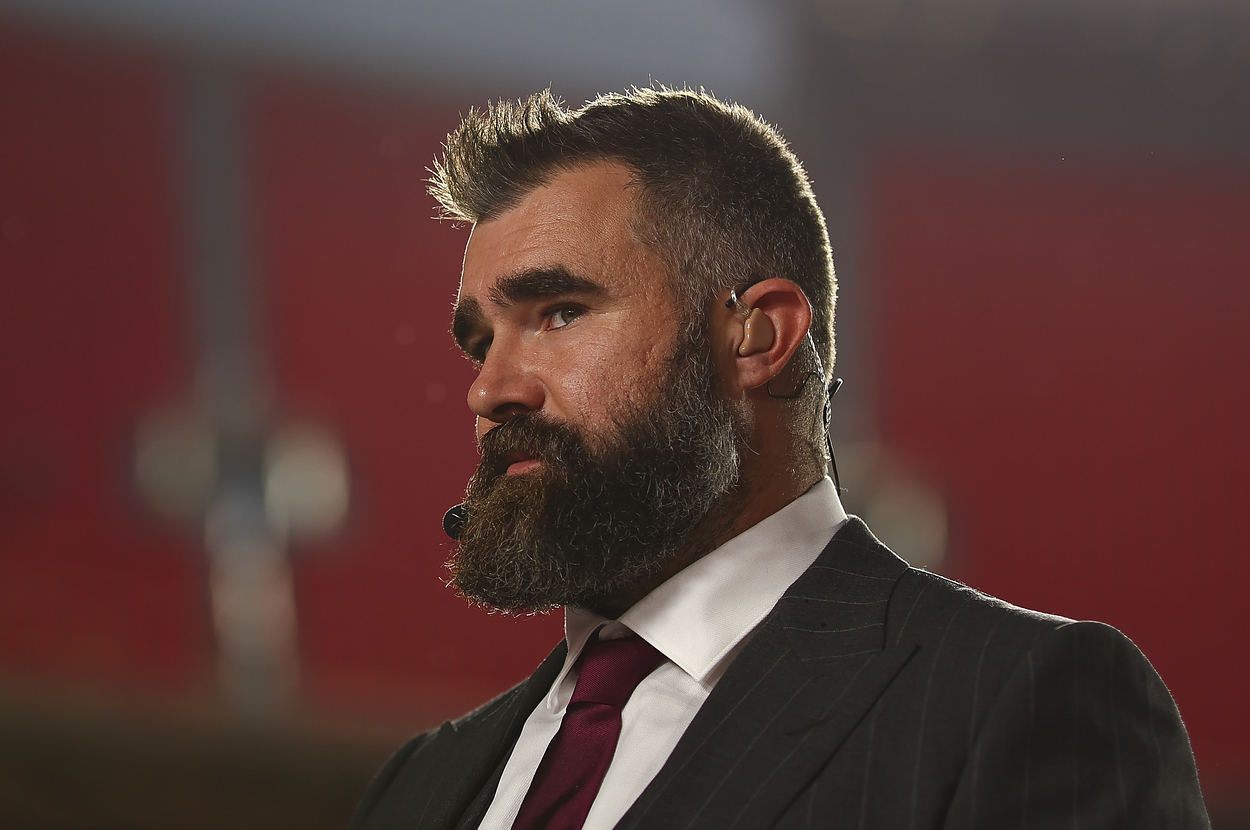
[[547, 350, 623, 420], [546, 335, 664, 424], [538, 284, 682, 424]]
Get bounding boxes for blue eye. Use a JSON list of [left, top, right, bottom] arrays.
[[549, 307, 583, 328]]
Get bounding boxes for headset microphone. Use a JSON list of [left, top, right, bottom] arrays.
[[443, 503, 469, 540]]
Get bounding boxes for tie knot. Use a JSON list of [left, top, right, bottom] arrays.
[[570, 634, 664, 708]]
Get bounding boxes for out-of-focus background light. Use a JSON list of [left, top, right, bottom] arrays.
[[1, 0, 1247, 827]]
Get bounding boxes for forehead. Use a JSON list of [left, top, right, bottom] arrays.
[[459, 162, 667, 299]]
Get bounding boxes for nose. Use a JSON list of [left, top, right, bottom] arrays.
[[468, 341, 545, 428]]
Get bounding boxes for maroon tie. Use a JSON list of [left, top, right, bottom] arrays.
[[510, 634, 665, 830]]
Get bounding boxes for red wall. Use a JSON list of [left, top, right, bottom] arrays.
[[0, 29, 210, 695], [874, 154, 1250, 787]]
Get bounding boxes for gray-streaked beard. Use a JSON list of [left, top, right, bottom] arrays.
[[448, 334, 748, 614]]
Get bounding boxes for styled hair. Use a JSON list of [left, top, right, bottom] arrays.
[[429, 86, 837, 378]]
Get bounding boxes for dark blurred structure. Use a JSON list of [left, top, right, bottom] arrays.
[[1, 1, 1247, 826]]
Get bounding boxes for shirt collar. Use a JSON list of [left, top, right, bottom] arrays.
[[563, 477, 847, 685]]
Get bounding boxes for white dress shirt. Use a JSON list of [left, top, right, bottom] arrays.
[[477, 478, 848, 830]]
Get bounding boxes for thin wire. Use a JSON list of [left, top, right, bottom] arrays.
[[826, 378, 843, 495], [728, 284, 844, 494]]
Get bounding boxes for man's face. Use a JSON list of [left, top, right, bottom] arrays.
[[455, 163, 684, 444], [448, 163, 746, 613]]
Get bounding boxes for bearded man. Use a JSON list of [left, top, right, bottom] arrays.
[[351, 89, 1209, 830]]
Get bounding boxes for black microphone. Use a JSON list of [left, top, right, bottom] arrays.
[[443, 503, 469, 540]]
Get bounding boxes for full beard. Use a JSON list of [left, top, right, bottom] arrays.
[[448, 334, 749, 613]]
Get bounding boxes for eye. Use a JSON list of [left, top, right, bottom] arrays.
[[465, 337, 491, 365], [548, 306, 584, 329]]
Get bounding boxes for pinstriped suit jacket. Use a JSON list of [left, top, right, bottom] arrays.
[[351, 518, 1210, 829]]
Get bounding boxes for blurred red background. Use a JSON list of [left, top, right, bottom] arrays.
[[1, 5, 1247, 826]]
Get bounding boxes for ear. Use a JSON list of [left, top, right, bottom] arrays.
[[715, 278, 812, 395]]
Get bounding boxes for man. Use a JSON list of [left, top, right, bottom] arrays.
[[352, 88, 1209, 829]]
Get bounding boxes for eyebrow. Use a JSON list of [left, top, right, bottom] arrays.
[[451, 267, 608, 356], [488, 267, 606, 306]]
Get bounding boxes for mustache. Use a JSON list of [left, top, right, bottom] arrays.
[[473, 413, 588, 482]]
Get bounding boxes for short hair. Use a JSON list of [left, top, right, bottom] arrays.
[[430, 87, 837, 377]]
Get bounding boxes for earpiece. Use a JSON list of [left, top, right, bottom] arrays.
[[738, 307, 775, 356]]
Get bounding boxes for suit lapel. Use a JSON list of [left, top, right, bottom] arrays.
[[616, 519, 919, 830], [418, 643, 568, 830]]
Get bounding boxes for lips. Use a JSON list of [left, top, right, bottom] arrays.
[[475, 414, 571, 482], [504, 450, 541, 475]]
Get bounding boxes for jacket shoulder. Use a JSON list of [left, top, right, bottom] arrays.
[[825, 518, 1074, 652], [886, 565, 1074, 651]]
